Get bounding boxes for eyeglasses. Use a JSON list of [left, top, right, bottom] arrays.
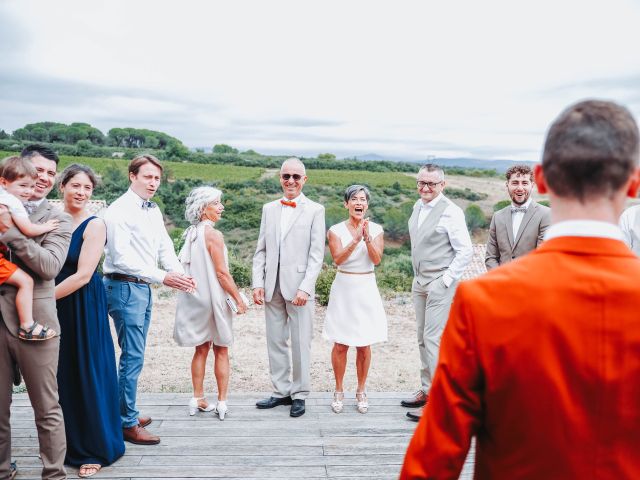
[[417, 181, 443, 189], [281, 174, 303, 181]]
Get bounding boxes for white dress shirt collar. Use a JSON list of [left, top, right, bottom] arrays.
[[544, 220, 625, 242], [126, 188, 153, 208], [511, 197, 532, 210], [281, 193, 304, 206]]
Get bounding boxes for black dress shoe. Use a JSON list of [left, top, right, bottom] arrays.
[[406, 407, 423, 422], [256, 396, 293, 409], [10, 461, 17, 480], [290, 399, 305, 417]]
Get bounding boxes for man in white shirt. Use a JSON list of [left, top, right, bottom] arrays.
[[402, 164, 472, 421], [103, 154, 195, 445], [619, 204, 640, 255], [485, 165, 551, 269], [252, 158, 325, 418]]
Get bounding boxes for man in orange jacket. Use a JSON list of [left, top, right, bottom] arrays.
[[401, 99, 640, 479]]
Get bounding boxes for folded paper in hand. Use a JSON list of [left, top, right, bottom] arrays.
[[226, 292, 249, 313]]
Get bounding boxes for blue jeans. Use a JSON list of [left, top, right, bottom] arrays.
[[103, 278, 153, 428]]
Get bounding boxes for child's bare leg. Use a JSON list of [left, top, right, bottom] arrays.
[[5, 268, 56, 339], [5, 268, 34, 328]]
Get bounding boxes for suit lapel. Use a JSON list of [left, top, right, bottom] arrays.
[[408, 205, 419, 240], [30, 200, 51, 223], [504, 209, 515, 248], [514, 203, 536, 247], [272, 201, 282, 247], [281, 196, 306, 241]]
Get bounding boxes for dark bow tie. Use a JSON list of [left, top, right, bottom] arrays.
[[142, 201, 157, 210], [511, 206, 527, 214]]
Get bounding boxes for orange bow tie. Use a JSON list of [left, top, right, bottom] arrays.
[[281, 199, 297, 208]]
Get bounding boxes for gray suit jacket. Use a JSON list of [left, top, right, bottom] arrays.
[[485, 201, 551, 270], [0, 200, 72, 335], [252, 194, 325, 302]]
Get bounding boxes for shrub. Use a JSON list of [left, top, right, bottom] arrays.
[[493, 200, 511, 211], [539, 200, 550, 207], [169, 227, 185, 253], [229, 256, 252, 287], [315, 266, 337, 306], [465, 204, 488, 232]]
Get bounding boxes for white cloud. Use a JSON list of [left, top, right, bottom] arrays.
[[1, 0, 640, 160]]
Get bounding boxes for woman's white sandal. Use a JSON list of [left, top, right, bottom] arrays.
[[356, 392, 368, 414], [214, 401, 228, 420], [189, 396, 215, 416], [331, 391, 344, 413]]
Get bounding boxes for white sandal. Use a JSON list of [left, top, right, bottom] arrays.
[[189, 396, 215, 416], [356, 392, 368, 414], [214, 400, 228, 420], [331, 391, 344, 413]]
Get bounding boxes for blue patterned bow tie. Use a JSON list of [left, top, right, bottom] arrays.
[[142, 201, 157, 210], [511, 206, 527, 214], [24, 201, 38, 215]]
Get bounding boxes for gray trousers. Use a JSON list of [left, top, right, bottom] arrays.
[[265, 282, 313, 400], [412, 276, 458, 393]]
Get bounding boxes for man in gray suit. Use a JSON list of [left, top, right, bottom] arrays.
[[252, 158, 325, 418], [0, 145, 72, 480], [403, 164, 472, 422], [485, 165, 551, 270]]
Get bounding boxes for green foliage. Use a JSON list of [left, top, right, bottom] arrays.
[[0, 130, 9, 140], [376, 254, 413, 292], [229, 256, 252, 287], [213, 144, 239, 154], [465, 204, 488, 232], [107, 127, 183, 150], [493, 199, 511, 211], [12, 122, 106, 145], [318, 153, 336, 160], [538, 200, 550, 207], [316, 266, 337, 306], [446, 187, 488, 201], [169, 227, 186, 252], [381, 207, 410, 240]]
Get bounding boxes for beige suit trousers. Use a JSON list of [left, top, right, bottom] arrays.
[[265, 280, 313, 400], [412, 277, 458, 393]]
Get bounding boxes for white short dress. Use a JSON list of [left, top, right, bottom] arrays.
[[323, 221, 388, 347]]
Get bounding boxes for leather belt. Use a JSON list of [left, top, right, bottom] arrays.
[[104, 273, 150, 285], [337, 269, 374, 275]]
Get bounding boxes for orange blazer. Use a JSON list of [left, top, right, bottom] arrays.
[[401, 236, 640, 479]]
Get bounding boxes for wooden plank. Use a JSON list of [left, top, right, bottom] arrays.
[[137, 454, 405, 467]]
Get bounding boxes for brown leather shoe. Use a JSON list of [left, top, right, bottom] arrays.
[[406, 407, 423, 422], [123, 424, 160, 445], [138, 416, 152, 428], [401, 390, 429, 408]]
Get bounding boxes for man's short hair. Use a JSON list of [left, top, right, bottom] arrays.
[[419, 163, 445, 181], [0, 156, 38, 181], [505, 165, 534, 181], [129, 154, 163, 176], [21, 144, 60, 164], [542, 100, 639, 201]]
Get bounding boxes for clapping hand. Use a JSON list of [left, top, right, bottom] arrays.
[[362, 218, 370, 241]]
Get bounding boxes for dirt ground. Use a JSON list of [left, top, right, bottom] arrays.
[[113, 286, 423, 395]]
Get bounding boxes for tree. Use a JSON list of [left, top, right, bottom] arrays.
[[0, 130, 8, 140], [318, 153, 336, 160], [213, 144, 238, 154]]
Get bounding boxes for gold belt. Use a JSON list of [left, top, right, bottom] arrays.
[[337, 269, 374, 275]]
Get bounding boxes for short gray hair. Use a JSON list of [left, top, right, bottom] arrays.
[[184, 186, 222, 225], [343, 184, 370, 203], [419, 163, 445, 182], [280, 157, 306, 174]]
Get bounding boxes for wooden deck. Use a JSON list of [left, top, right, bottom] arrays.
[[10, 392, 474, 479]]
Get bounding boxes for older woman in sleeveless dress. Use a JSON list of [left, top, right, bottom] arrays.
[[323, 185, 387, 414], [173, 186, 247, 420]]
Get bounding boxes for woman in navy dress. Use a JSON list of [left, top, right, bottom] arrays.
[[55, 164, 124, 478]]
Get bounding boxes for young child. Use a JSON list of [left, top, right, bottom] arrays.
[[0, 156, 59, 341]]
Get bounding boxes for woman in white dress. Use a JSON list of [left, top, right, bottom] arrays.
[[323, 185, 387, 414], [174, 186, 247, 420]]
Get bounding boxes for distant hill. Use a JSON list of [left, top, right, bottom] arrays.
[[348, 154, 536, 173]]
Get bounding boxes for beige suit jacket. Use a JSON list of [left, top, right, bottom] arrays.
[[485, 201, 550, 270], [252, 194, 325, 302], [0, 200, 72, 334]]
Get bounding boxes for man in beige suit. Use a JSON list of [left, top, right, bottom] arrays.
[[485, 165, 551, 270], [402, 164, 472, 422], [252, 158, 325, 418], [0, 145, 72, 480]]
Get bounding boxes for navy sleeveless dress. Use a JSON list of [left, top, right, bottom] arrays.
[[56, 216, 125, 466]]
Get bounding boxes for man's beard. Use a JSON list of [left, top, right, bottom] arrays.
[[510, 192, 530, 206]]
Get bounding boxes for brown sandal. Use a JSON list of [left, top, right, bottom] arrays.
[[18, 322, 57, 341]]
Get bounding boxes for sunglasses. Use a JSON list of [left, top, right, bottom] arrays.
[[281, 173, 303, 181]]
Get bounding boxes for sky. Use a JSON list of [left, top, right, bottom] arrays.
[[1, 0, 639, 162]]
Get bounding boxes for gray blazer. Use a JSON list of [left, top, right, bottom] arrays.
[[252, 194, 325, 302], [485, 201, 551, 270], [0, 200, 72, 334]]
